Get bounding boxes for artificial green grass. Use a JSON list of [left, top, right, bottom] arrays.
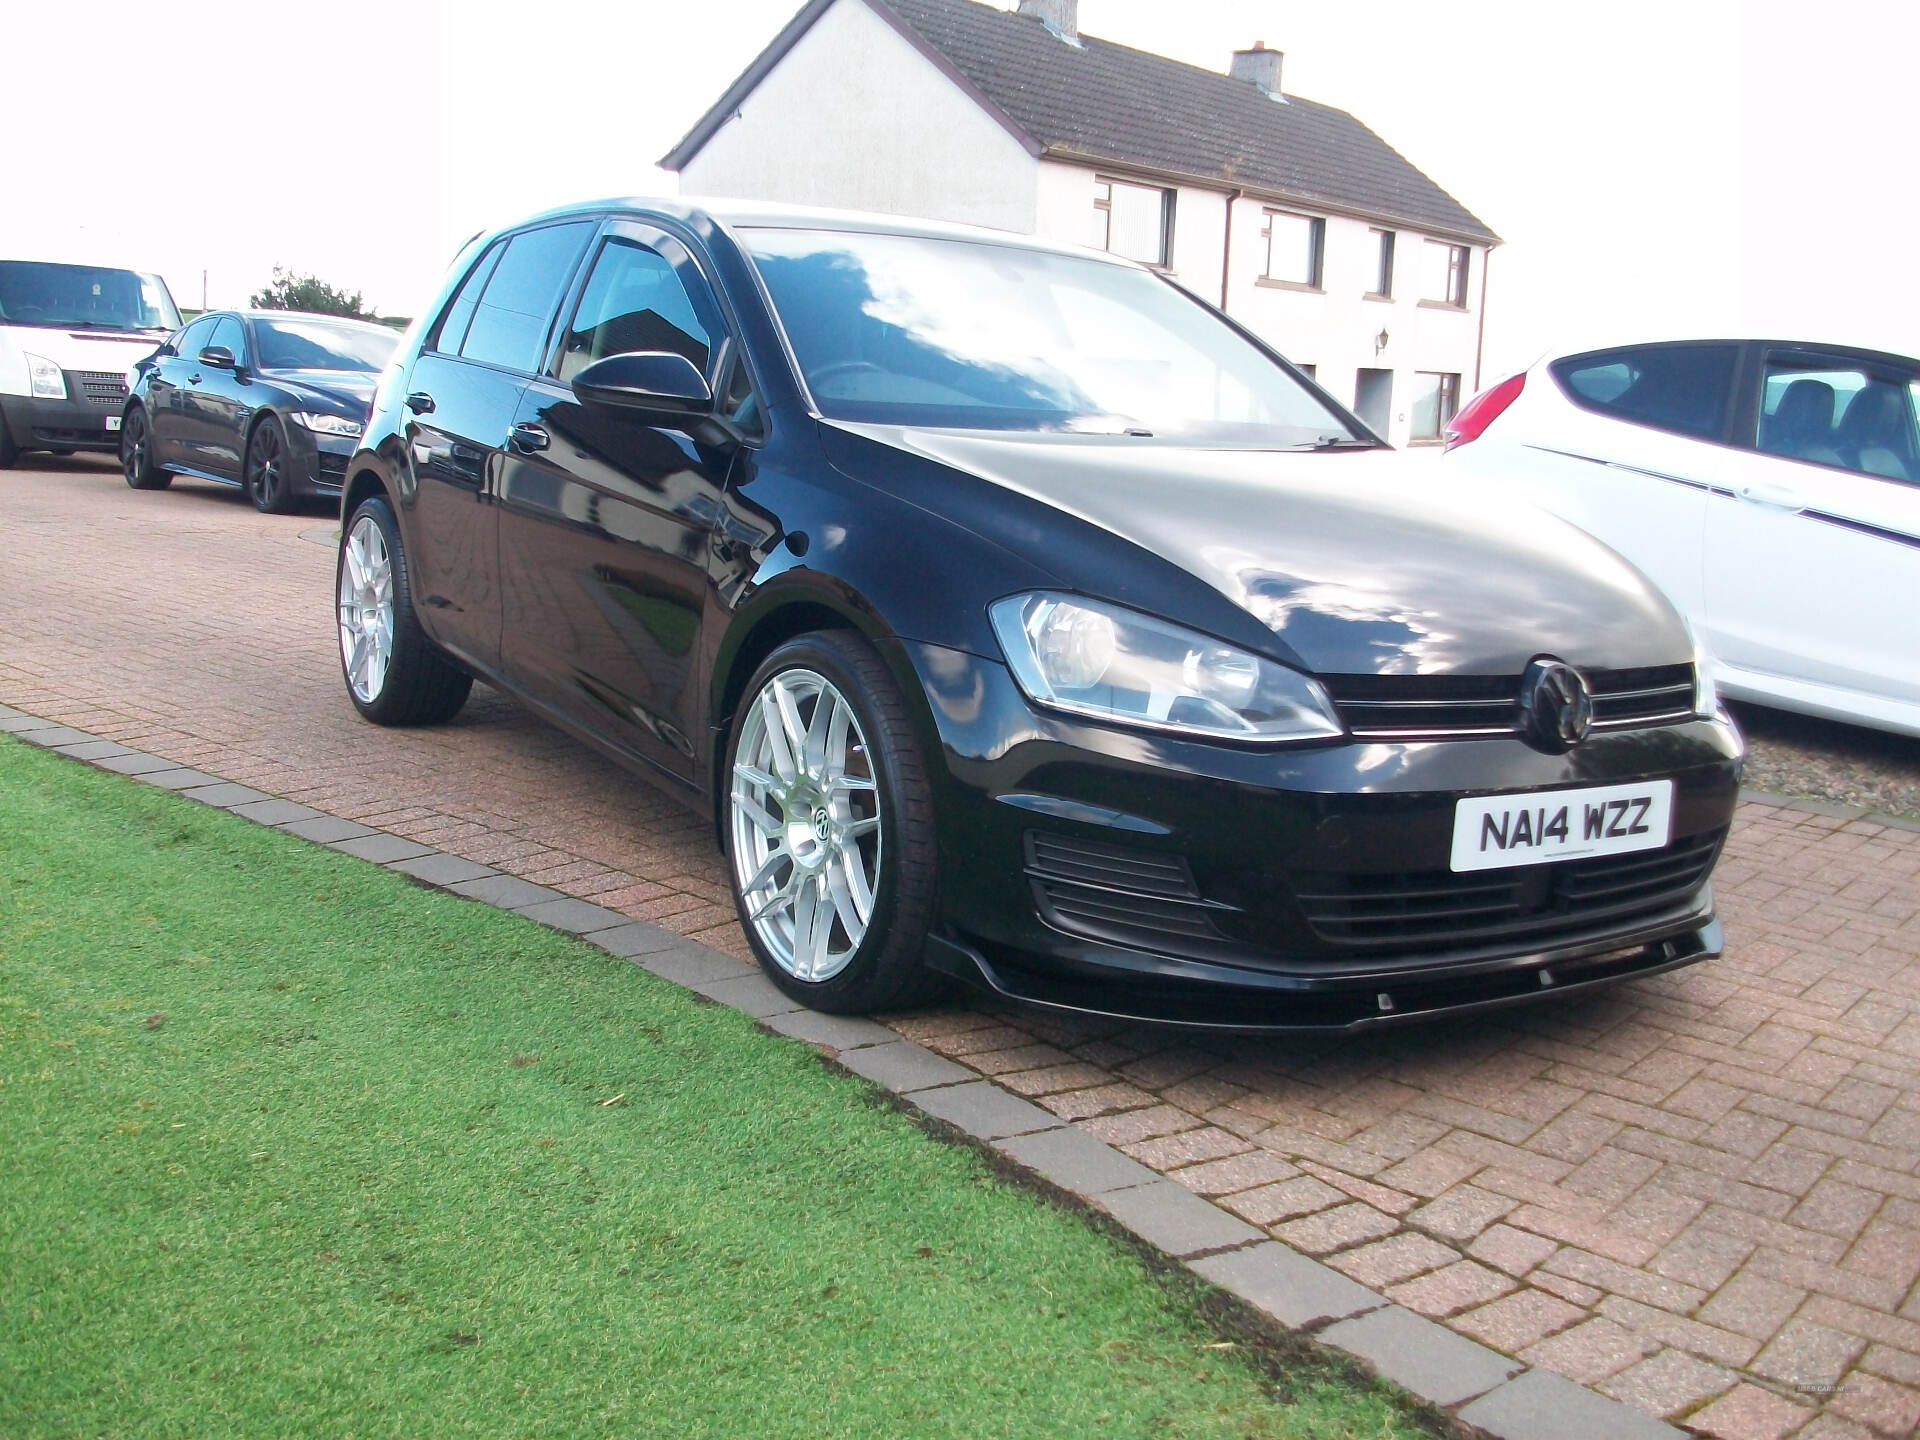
[[0, 736, 1425, 1439]]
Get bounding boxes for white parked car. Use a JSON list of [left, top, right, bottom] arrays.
[[1442, 339, 1920, 738]]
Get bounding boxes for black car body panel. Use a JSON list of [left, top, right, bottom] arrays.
[[337, 198, 1743, 1030]]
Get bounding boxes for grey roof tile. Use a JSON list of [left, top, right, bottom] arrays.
[[665, 0, 1496, 244]]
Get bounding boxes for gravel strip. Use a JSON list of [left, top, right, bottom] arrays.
[[1732, 702, 1920, 820]]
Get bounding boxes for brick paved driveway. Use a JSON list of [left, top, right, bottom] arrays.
[[7, 460, 1919, 1440]]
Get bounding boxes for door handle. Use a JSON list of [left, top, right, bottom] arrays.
[[405, 391, 436, 415], [509, 422, 549, 453], [1737, 482, 1803, 510]]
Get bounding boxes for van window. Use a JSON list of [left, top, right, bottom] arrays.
[[1550, 344, 1739, 442], [460, 223, 594, 374]]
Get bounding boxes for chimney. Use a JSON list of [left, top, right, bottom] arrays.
[[1016, 0, 1078, 43], [1230, 41, 1284, 99]]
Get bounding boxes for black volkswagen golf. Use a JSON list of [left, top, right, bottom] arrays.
[[336, 199, 1742, 1030]]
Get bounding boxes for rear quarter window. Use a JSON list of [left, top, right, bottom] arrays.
[[1550, 343, 1739, 442]]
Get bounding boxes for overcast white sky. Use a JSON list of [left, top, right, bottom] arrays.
[[8, 0, 1916, 377]]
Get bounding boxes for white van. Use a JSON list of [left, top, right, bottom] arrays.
[[0, 260, 182, 467]]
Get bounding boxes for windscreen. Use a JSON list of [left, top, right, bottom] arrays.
[[0, 262, 180, 332], [742, 228, 1361, 446], [253, 317, 398, 373]]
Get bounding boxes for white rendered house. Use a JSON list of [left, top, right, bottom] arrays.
[[663, 0, 1500, 448]]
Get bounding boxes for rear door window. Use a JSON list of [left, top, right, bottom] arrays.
[[1757, 358, 1920, 484], [1550, 343, 1739, 442], [432, 243, 501, 357], [459, 222, 595, 374]]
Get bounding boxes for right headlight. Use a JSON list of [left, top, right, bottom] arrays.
[[989, 592, 1344, 744], [25, 353, 66, 400]]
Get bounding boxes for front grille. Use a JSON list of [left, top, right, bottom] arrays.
[[1324, 664, 1696, 740], [1025, 831, 1227, 947], [1291, 828, 1724, 953], [72, 370, 129, 409]]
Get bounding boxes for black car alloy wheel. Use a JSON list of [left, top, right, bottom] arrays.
[[246, 417, 291, 513], [337, 494, 472, 725], [725, 632, 941, 1012], [121, 407, 170, 490]]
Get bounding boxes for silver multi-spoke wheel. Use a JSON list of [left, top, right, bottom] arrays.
[[338, 514, 395, 703], [729, 668, 882, 983]]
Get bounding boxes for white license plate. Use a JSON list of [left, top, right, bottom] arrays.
[[1451, 780, 1673, 872], [104, 415, 122, 431]]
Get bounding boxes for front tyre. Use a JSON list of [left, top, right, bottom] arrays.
[[245, 416, 294, 513], [337, 494, 471, 726], [725, 632, 941, 1014], [120, 407, 171, 489]]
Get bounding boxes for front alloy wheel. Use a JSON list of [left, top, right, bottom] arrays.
[[730, 668, 882, 982], [724, 633, 941, 1012], [246, 417, 292, 513]]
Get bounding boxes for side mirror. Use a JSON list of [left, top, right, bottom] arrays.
[[571, 351, 712, 423], [198, 345, 237, 370]]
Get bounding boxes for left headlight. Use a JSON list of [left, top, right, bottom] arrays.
[[989, 592, 1344, 744], [290, 411, 362, 438], [25, 353, 65, 400]]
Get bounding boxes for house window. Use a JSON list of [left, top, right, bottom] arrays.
[[1410, 372, 1461, 440], [1369, 230, 1395, 298], [1422, 241, 1469, 307], [1262, 210, 1324, 288], [1093, 177, 1173, 266]]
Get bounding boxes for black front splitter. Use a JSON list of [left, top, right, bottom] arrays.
[[925, 920, 1723, 1034]]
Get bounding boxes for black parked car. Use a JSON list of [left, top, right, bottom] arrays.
[[334, 200, 1742, 1030], [123, 310, 397, 511]]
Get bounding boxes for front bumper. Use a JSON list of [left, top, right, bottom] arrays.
[[901, 640, 1744, 1031], [1, 389, 123, 453], [284, 423, 355, 498]]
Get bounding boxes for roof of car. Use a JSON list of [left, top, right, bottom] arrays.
[[1539, 336, 1920, 369], [660, 0, 1499, 246], [508, 194, 1148, 263], [229, 309, 394, 327]]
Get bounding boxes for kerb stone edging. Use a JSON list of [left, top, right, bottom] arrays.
[[4, 701, 1720, 1440]]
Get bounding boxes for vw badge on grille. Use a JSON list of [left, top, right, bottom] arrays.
[[1519, 657, 1593, 753]]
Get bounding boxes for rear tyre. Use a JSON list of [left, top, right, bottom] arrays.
[[724, 631, 943, 1014], [337, 493, 471, 726], [120, 407, 172, 489], [245, 416, 294, 514]]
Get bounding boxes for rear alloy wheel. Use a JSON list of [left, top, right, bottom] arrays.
[[245, 416, 293, 513], [120, 407, 171, 489], [337, 494, 471, 725], [726, 633, 941, 1013]]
